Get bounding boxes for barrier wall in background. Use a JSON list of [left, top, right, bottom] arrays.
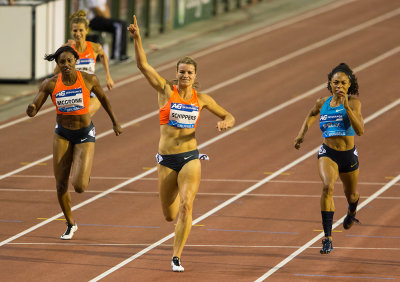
[[0, 0, 65, 81], [0, 0, 254, 81]]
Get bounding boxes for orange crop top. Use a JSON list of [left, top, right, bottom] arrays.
[[72, 41, 96, 74], [159, 85, 201, 128], [51, 71, 91, 115]]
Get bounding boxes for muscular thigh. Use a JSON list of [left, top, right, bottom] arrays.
[[71, 142, 95, 181], [53, 134, 73, 181], [340, 169, 359, 194], [178, 159, 201, 201], [158, 164, 179, 205], [318, 157, 339, 186]]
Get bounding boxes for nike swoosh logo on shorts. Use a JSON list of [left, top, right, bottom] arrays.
[[184, 155, 192, 160], [81, 138, 87, 142]]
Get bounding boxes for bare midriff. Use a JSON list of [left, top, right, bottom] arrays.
[[56, 113, 91, 130], [324, 135, 355, 151], [158, 124, 197, 155]]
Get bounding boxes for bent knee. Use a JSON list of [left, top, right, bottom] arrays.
[[73, 182, 88, 193], [322, 184, 334, 196], [164, 214, 175, 222], [56, 182, 69, 194], [179, 202, 193, 217]]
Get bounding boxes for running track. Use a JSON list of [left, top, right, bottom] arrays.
[[1, 0, 400, 280]]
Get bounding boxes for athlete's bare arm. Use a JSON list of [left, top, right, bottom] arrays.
[[26, 77, 56, 117], [82, 72, 122, 135], [128, 15, 169, 95], [294, 96, 327, 149], [199, 93, 235, 131], [93, 42, 114, 90], [345, 96, 364, 136]]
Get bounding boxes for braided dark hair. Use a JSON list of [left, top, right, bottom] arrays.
[[44, 46, 79, 63], [327, 63, 359, 95]]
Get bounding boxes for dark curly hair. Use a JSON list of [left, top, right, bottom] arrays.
[[44, 46, 79, 63], [327, 63, 359, 95]]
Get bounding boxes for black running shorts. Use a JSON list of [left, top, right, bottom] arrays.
[[55, 122, 96, 145], [156, 149, 199, 172], [317, 143, 359, 173]]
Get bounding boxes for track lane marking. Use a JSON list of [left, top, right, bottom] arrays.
[[89, 97, 400, 281], [255, 173, 400, 281], [2, 188, 400, 201], [6, 242, 400, 251]]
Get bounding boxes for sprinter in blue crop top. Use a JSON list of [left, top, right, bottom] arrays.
[[294, 63, 364, 255]]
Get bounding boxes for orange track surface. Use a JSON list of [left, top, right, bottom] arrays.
[[1, 0, 400, 281]]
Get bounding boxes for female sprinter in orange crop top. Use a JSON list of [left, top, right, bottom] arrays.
[[128, 15, 235, 272], [55, 10, 114, 117], [26, 46, 122, 240]]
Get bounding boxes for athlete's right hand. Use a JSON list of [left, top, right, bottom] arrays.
[[127, 15, 139, 39], [294, 136, 304, 150], [113, 123, 123, 136], [26, 103, 37, 117]]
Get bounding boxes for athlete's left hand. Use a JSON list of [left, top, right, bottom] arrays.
[[338, 91, 349, 109], [216, 120, 231, 131], [113, 123, 123, 136], [106, 77, 114, 90]]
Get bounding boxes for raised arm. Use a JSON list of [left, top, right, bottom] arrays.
[[199, 93, 235, 131], [26, 78, 54, 117], [127, 15, 168, 93], [83, 72, 122, 136], [294, 97, 326, 149], [93, 42, 114, 90]]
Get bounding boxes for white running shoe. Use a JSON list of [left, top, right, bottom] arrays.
[[60, 222, 78, 240], [171, 256, 184, 272]]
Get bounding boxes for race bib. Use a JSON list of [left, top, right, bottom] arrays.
[[76, 58, 95, 74], [169, 103, 199, 128], [55, 88, 85, 113]]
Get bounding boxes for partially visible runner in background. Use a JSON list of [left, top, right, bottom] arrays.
[[55, 10, 114, 117]]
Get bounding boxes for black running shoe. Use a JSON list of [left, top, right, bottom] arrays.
[[320, 238, 333, 254], [171, 256, 184, 272], [343, 211, 360, 230]]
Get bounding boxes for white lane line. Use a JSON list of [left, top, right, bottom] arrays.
[[2, 188, 400, 201], [7, 175, 400, 186], [255, 174, 400, 281], [6, 243, 400, 252], [89, 98, 400, 281], [0, 47, 398, 248], [0, 0, 354, 131]]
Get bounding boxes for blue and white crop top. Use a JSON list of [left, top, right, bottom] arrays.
[[319, 96, 355, 138]]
